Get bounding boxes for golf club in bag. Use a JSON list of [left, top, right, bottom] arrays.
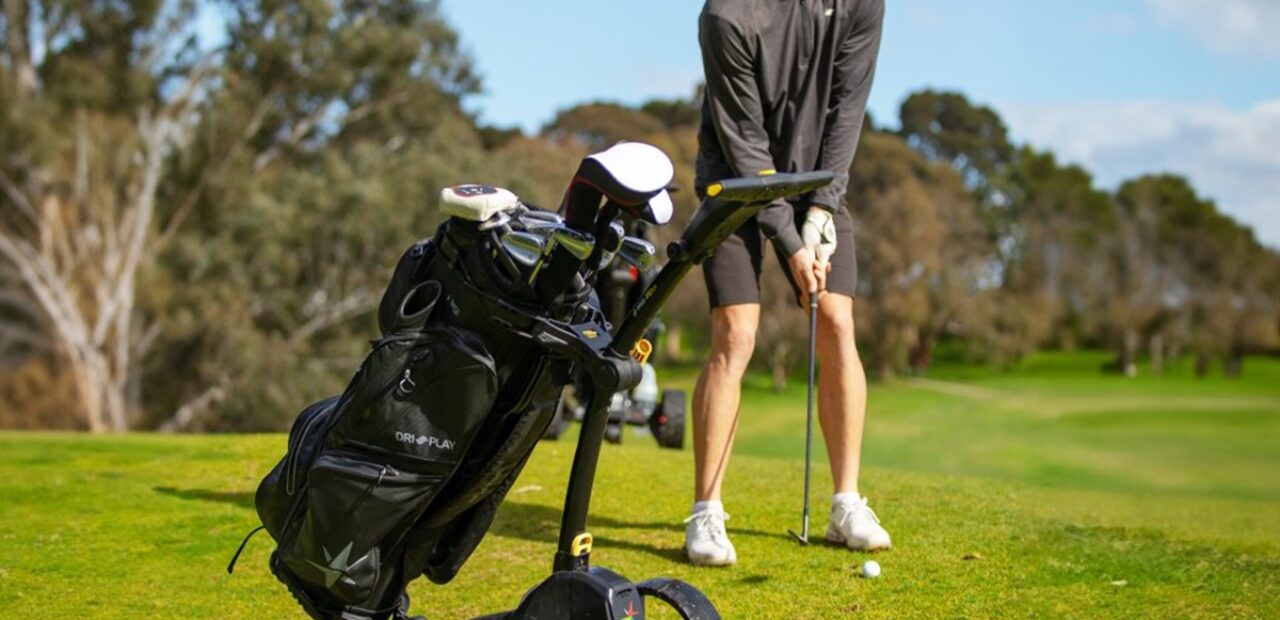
[[233, 141, 833, 619]]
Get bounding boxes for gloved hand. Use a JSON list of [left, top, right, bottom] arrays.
[[801, 207, 837, 266]]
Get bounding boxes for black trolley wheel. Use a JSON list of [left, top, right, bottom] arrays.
[[636, 578, 721, 619], [651, 389, 686, 450]]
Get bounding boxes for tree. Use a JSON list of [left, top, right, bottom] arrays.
[[1004, 148, 1118, 351], [543, 102, 668, 149], [1116, 175, 1279, 377], [847, 131, 985, 377], [899, 90, 1013, 186], [0, 0, 490, 431], [0, 0, 211, 431], [141, 0, 490, 431]]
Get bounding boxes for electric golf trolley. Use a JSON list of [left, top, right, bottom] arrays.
[[240, 141, 833, 620]]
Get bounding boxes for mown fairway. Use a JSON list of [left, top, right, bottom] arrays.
[[1, 352, 1277, 618]]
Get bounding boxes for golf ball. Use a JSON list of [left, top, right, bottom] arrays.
[[861, 560, 881, 578]]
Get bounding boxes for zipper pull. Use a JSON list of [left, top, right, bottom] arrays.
[[397, 368, 416, 395]]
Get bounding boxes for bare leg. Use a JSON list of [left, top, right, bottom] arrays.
[[692, 304, 760, 502], [814, 293, 866, 494]]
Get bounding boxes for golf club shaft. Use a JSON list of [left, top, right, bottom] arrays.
[[803, 292, 818, 541]]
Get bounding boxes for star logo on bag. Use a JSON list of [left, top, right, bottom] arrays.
[[306, 542, 369, 589]]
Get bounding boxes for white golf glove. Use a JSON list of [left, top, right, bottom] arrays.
[[801, 208, 837, 265]]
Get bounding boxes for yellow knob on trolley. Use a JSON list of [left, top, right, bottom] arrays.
[[630, 339, 653, 365], [571, 532, 593, 557]]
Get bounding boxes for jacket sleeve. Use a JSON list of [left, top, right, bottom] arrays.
[[810, 2, 884, 212], [699, 11, 803, 257]]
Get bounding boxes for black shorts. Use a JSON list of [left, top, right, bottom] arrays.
[[703, 205, 858, 308]]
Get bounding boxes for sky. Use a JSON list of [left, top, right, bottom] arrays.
[[440, 0, 1280, 248]]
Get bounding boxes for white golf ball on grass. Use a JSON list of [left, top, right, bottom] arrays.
[[860, 560, 881, 578]]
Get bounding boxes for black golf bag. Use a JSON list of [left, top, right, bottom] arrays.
[[249, 213, 596, 618]]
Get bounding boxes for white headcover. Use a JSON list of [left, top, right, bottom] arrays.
[[646, 189, 674, 226], [440, 184, 520, 222], [587, 142, 674, 196]]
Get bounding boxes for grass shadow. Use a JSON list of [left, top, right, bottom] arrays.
[[148, 488, 792, 565], [492, 501, 794, 564], [154, 486, 255, 510]]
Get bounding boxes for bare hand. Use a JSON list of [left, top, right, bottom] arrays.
[[787, 248, 821, 307]]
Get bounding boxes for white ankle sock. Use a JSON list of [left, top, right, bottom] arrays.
[[832, 492, 862, 506], [692, 500, 724, 515]]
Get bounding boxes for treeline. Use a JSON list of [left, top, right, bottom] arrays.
[[1, 1, 1276, 432], [539, 94, 1280, 385]]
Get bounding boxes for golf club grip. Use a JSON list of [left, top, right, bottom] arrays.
[[534, 248, 583, 305]]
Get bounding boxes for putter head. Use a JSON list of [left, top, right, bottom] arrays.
[[618, 236, 658, 271], [501, 231, 546, 267], [787, 529, 811, 546]]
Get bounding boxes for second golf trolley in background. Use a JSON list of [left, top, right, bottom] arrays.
[[541, 215, 688, 450]]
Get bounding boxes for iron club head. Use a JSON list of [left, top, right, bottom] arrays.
[[549, 226, 595, 261], [618, 236, 658, 271], [501, 231, 546, 267]]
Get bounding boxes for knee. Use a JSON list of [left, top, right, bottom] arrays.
[[709, 319, 757, 372], [819, 303, 857, 343]]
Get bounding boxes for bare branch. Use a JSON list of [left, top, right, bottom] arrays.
[[0, 167, 39, 228], [92, 115, 167, 346], [253, 100, 336, 171], [0, 321, 50, 351], [158, 85, 283, 244], [159, 382, 227, 433], [289, 291, 378, 348]]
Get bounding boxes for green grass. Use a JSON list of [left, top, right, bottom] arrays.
[[2, 351, 1278, 618]]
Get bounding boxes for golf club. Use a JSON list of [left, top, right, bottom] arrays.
[[528, 225, 594, 285], [594, 221, 626, 270], [789, 288, 819, 546], [501, 231, 546, 267], [518, 208, 563, 225], [618, 236, 657, 271]]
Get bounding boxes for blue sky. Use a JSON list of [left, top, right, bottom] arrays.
[[441, 0, 1280, 247]]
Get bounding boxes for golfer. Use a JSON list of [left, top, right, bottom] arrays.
[[685, 0, 888, 566]]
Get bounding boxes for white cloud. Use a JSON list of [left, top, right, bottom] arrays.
[[1145, 0, 1280, 58], [1003, 99, 1280, 248]]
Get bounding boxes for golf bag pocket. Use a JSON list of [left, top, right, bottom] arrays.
[[378, 238, 436, 335], [330, 324, 499, 464], [279, 452, 446, 605], [256, 396, 340, 541]]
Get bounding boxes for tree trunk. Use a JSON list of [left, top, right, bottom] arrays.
[[1224, 350, 1243, 378], [663, 323, 683, 363], [909, 332, 935, 376], [3, 0, 37, 99], [1121, 328, 1139, 378], [769, 342, 790, 393], [1149, 333, 1164, 376], [1194, 352, 1210, 378]]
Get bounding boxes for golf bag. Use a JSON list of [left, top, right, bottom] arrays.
[[248, 213, 595, 619]]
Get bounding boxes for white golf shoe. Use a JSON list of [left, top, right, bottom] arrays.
[[684, 508, 737, 566], [827, 496, 892, 551]]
